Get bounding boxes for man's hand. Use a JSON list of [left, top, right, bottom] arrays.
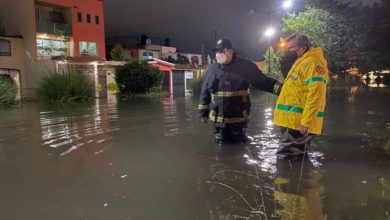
[[200, 117, 209, 124], [299, 124, 309, 135]]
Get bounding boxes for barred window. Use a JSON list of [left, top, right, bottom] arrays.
[[0, 39, 11, 56]]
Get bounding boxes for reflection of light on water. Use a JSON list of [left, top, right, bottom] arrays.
[[367, 83, 388, 88], [162, 97, 179, 137], [245, 106, 279, 175], [184, 97, 195, 132], [39, 99, 118, 156], [264, 108, 272, 115], [245, 105, 325, 176], [307, 151, 325, 167], [347, 85, 359, 104], [350, 85, 358, 94], [162, 97, 197, 136], [243, 154, 259, 165]]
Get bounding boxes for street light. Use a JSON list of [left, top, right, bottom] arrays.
[[264, 27, 275, 74], [282, 0, 292, 10], [264, 27, 275, 38]]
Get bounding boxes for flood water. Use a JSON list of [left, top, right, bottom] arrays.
[[0, 87, 389, 220]]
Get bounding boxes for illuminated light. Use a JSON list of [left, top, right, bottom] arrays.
[[264, 27, 275, 37], [283, 0, 292, 9]]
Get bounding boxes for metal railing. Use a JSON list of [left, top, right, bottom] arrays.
[[36, 21, 72, 36]]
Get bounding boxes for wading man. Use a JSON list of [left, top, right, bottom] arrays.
[[199, 39, 282, 144], [274, 34, 329, 159]]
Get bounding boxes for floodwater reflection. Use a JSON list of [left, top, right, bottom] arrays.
[[0, 89, 389, 219], [39, 99, 119, 157]]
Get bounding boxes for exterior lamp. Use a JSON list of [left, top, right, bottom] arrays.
[[283, 0, 292, 9]]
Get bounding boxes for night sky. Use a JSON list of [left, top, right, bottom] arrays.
[[104, 0, 381, 61]]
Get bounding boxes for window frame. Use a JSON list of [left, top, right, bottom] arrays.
[[0, 39, 11, 56]]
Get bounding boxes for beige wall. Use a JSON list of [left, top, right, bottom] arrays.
[[0, 36, 26, 100], [161, 46, 176, 55], [0, 0, 39, 97]]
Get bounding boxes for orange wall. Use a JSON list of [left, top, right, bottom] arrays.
[[36, 0, 106, 59]]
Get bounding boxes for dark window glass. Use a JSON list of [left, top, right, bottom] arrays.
[[86, 14, 91, 23], [95, 16, 99, 25], [77, 13, 82, 22], [52, 11, 64, 23], [0, 39, 11, 56], [142, 52, 154, 61]]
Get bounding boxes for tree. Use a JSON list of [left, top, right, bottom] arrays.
[[263, 46, 284, 82], [176, 53, 190, 64], [283, 1, 390, 74], [162, 53, 190, 64], [163, 56, 176, 63], [109, 44, 125, 61], [282, 7, 354, 73]]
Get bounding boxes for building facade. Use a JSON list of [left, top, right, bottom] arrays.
[[0, 0, 106, 97], [0, 35, 24, 100]]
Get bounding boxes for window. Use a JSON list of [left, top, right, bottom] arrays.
[[0, 39, 11, 56], [142, 52, 153, 61], [77, 12, 82, 22], [36, 38, 70, 58], [86, 14, 91, 23], [79, 41, 97, 55], [95, 15, 99, 25]]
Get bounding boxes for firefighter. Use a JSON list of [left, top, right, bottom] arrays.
[[274, 34, 329, 158], [199, 39, 282, 144]]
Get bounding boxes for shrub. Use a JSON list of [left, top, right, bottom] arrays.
[[191, 75, 204, 97], [0, 75, 17, 107], [107, 82, 119, 92], [115, 60, 164, 94], [36, 71, 95, 103]]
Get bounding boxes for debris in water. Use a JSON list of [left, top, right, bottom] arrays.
[[121, 174, 128, 179]]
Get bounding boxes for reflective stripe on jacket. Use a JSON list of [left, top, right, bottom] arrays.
[[274, 48, 328, 134], [199, 54, 281, 127]]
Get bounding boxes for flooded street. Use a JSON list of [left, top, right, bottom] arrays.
[[0, 87, 389, 220]]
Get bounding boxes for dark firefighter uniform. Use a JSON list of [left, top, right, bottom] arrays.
[[199, 53, 282, 144]]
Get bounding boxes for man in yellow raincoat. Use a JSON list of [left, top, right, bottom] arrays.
[[274, 34, 329, 158]]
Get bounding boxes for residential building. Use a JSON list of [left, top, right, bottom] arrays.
[[0, 35, 24, 100], [0, 0, 106, 97]]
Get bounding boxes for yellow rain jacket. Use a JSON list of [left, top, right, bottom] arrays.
[[274, 48, 328, 134]]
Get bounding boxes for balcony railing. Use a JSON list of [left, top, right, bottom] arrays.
[[36, 21, 72, 36]]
